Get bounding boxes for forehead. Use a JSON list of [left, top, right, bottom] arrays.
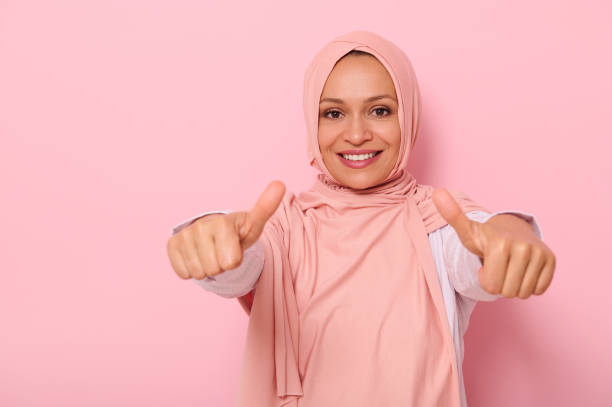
[[321, 54, 397, 99]]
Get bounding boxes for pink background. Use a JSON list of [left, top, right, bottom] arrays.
[[1, 0, 610, 405]]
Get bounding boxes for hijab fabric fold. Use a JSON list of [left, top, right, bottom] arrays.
[[235, 30, 490, 406]]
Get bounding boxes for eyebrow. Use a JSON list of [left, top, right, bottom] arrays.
[[319, 94, 397, 105]]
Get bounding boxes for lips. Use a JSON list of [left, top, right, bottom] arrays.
[[337, 150, 383, 169]]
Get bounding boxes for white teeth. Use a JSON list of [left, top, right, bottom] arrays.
[[341, 152, 377, 161]]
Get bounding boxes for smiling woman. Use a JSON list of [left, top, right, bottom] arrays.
[[318, 49, 401, 190], [168, 29, 553, 407]]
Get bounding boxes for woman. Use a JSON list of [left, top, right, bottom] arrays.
[[168, 30, 555, 406]]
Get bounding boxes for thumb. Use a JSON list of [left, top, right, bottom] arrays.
[[239, 180, 286, 248], [432, 188, 484, 257]]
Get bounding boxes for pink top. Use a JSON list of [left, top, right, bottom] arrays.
[[172, 208, 542, 407]]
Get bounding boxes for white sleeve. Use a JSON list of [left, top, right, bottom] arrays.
[[170, 209, 265, 298], [442, 209, 544, 302], [170, 209, 234, 235]]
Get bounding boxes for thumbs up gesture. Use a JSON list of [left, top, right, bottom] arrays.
[[167, 180, 285, 280], [432, 188, 556, 299]]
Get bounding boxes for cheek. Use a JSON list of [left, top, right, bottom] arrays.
[[374, 123, 401, 149], [317, 127, 335, 152], [391, 132, 401, 151]]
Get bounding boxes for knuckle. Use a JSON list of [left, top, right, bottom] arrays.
[[496, 237, 509, 250], [514, 242, 531, 256], [491, 240, 507, 255]]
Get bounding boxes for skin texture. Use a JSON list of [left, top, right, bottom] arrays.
[[318, 53, 401, 190]]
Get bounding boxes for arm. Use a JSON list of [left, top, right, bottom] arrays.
[[171, 210, 265, 298], [442, 210, 543, 302]]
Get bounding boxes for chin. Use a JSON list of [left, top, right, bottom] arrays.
[[338, 176, 381, 190], [324, 157, 385, 190]]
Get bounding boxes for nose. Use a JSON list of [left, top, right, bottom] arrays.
[[344, 115, 373, 145]]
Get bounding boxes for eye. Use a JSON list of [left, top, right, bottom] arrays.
[[372, 107, 391, 117], [323, 109, 343, 119]]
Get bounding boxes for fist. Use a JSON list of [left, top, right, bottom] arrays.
[[166, 180, 285, 280], [432, 188, 556, 299]]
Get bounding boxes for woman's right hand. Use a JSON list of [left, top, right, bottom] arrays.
[[167, 181, 285, 280]]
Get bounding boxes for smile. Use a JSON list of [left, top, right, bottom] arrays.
[[337, 151, 382, 168]]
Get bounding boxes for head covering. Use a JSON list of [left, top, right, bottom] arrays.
[[234, 30, 490, 406]]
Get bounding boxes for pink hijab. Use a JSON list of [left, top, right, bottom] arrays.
[[234, 30, 490, 406]]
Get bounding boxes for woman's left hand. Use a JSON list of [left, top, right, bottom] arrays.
[[432, 188, 556, 299]]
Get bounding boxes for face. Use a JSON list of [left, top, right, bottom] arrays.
[[318, 53, 401, 190]]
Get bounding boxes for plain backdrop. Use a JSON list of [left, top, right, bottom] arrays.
[[1, 0, 610, 406]]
